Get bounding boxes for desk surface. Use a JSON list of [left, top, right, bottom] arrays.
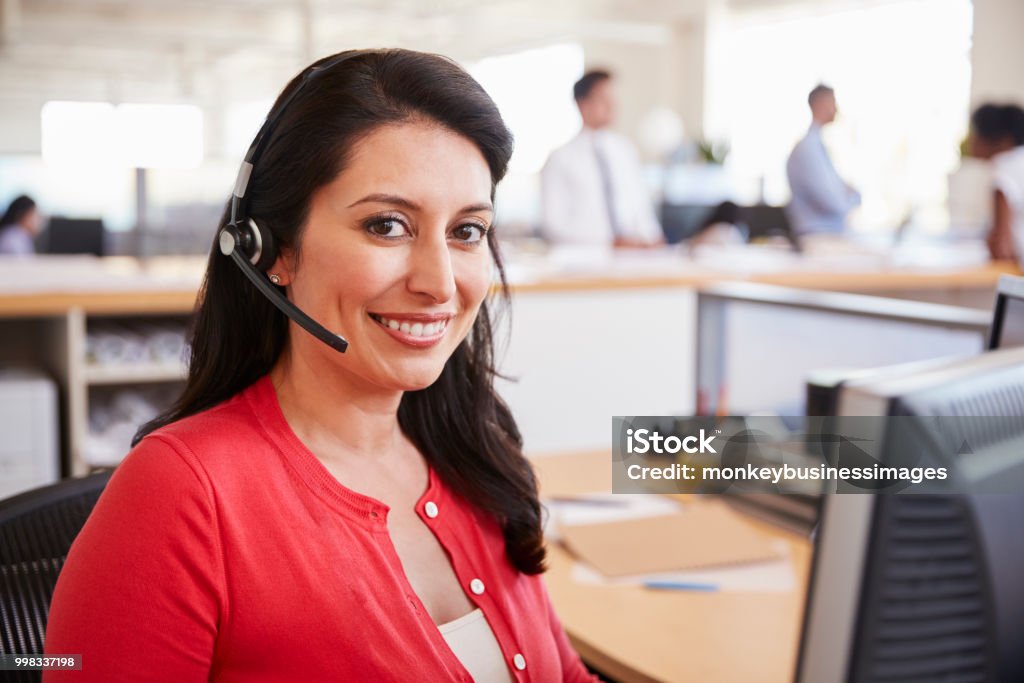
[[532, 452, 813, 683], [0, 253, 1016, 317]]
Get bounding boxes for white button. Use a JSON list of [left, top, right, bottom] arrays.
[[513, 654, 526, 670], [470, 578, 485, 595], [424, 501, 438, 518]]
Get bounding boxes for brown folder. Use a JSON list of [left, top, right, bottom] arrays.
[[559, 501, 781, 577]]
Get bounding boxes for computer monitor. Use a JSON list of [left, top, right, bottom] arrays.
[[805, 355, 970, 417], [796, 346, 1024, 683], [741, 203, 801, 252], [804, 277, 1021, 417], [987, 274, 1024, 350], [39, 217, 105, 256], [659, 203, 714, 244]]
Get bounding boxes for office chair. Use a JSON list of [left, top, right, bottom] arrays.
[[0, 471, 112, 682]]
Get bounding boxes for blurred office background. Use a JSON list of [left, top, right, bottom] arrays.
[[5, 6, 1024, 680], [0, 0, 1019, 250], [1, 0, 1023, 493]]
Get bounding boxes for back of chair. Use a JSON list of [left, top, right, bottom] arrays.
[[0, 472, 112, 681]]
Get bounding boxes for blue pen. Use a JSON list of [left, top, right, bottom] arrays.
[[643, 580, 719, 592]]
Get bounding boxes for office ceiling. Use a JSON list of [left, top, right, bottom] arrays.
[[0, 0, 729, 104], [0, 0, 845, 103]]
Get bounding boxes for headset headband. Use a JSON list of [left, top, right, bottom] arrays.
[[230, 52, 361, 228], [218, 51, 362, 354]]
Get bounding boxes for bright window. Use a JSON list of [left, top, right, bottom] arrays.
[[467, 44, 584, 234], [41, 101, 204, 169], [705, 0, 973, 232], [118, 104, 203, 169], [468, 43, 584, 175], [41, 101, 118, 168], [223, 100, 274, 160]]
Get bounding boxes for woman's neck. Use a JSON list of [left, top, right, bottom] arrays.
[[269, 343, 405, 463]]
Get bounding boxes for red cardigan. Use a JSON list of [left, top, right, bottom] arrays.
[[44, 375, 595, 682]]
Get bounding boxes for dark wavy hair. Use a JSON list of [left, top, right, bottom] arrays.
[[1, 194, 36, 227], [134, 49, 545, 575], [971, 103, 1024, 147]]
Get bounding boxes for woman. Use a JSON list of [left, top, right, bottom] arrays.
[[969, 103, 1024, 263], [0, 194, 42, 255], [45, 49, 595, 682]]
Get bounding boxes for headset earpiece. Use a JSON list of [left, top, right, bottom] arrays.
[[219, 218, 277, 271], [248, 219, 277, 271]]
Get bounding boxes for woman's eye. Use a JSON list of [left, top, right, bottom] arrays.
[[452, 223, 488, 244], [365, 217, 409, 238]]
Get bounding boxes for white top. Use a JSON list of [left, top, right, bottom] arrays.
[[0, 224, 35, 256], [540, 127, 662, 246], [438, 608, 515, 682], [991, 145, 1024, 263]]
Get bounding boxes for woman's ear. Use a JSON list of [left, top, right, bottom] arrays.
[[268, 247, 295, 286]]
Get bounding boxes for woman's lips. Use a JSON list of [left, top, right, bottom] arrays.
[[368, 313, 451, 348]]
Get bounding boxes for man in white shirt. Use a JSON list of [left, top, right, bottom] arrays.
[[540, 70, 663, 247], [785, 84, 861, 235]]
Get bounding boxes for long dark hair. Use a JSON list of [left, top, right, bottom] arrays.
[[1, 195, 36, 227], [971, 103, 1024, 147], [135, 49, 545, 575]]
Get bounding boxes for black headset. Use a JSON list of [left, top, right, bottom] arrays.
[[217, 53, 360, 353]]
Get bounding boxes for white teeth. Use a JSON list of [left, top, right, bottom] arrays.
[[374, 315, 449, 336]]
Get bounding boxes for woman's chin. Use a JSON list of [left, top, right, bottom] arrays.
[[384, 365, 447, 393]]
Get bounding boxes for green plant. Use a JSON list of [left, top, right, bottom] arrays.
[[696, 138, 730, 165]]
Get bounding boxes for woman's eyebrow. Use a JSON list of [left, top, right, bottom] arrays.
[[347, 193, 493, 214]]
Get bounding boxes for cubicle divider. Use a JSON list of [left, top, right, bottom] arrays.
[[0, 255, 1008, 485], [696, 282, 992, 417]]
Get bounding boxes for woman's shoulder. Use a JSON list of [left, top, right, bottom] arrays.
[[133, 378, 273, 475]]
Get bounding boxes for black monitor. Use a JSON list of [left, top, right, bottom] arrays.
[[987, 274, 1024, 350], [741, 203, 801, 252], [659, 203, 714, 244], [660, 201, 802, 251], [796, 346, 1024, 682], [39, 217, 105, 256], [805, 355, 970, 417]]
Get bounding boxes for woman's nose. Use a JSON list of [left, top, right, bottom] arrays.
[[406, 231, 456, 303]]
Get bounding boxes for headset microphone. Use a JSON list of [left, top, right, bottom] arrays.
[[218, 53, 358, 354], [218, 224, 349, 353]]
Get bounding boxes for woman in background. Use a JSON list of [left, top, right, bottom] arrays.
[[969, 103, 1024, 263], [0, 194, 42, 255], [45, 49, 596, 682]]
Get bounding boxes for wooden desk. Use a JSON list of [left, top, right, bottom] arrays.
[[533, 452, 813, 683], [0, 254, 1015, 317], [0, 254, 1015, 475]]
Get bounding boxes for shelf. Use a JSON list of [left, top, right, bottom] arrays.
[[84, 362, 187, 385]]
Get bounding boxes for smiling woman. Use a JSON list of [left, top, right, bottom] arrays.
[[43, 49, 596, 683]]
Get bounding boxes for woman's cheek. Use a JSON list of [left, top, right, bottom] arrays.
[[462, 251, 493, 306]]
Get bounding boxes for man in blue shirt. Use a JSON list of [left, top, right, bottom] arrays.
[[786, 85, 861, 234]]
